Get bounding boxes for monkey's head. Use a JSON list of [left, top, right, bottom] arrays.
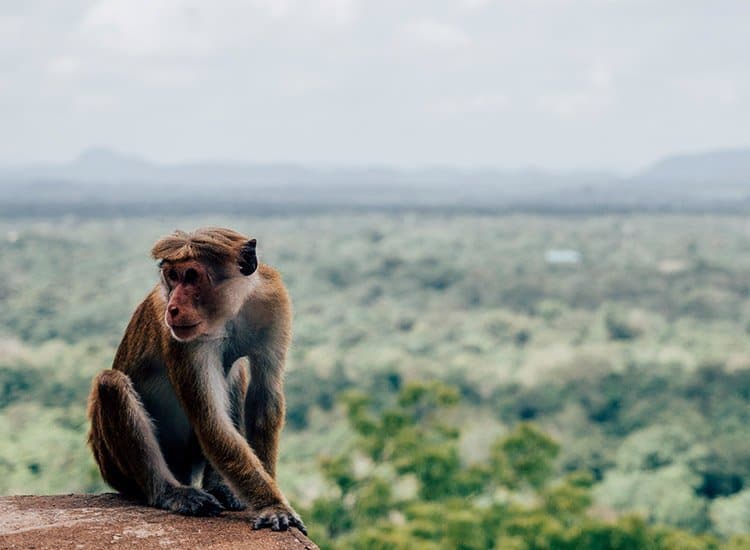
[[151, 227, 258, 342]]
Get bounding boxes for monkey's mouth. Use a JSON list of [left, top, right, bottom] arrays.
[[169, 322, 202, 340]]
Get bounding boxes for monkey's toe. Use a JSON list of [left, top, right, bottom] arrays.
[[207, 484, 246, 511], [292, 515, 308, 535], [161, 486, 225, 517], [252, 504, 306, 535]]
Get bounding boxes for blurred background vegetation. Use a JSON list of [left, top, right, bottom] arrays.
[[2, 210, 750, 548]]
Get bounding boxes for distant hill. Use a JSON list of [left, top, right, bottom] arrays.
[[2, 147, 750, 215], [637, 148, 750, 183], [0, 148, 608, 193], [0, 148, 614, 215], [0, 148, 324, 186]]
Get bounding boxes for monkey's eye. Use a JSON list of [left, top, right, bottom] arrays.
[[184, 268, 199, 285], [167, 269, 179, 282]]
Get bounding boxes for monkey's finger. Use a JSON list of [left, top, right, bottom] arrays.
[[204, 505, 224, 517], [166, 487, 225, 517], [270, 516, 281, 531], [278, 515, 289, 531], [199, 494, 225, 517], [292, 516, 308, 535], [253, 515, 271, 530]]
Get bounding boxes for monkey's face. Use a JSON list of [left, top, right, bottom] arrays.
[[161, 260, 222, 342]]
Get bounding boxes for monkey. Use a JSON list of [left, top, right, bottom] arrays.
[[86, 227, 306, 534]]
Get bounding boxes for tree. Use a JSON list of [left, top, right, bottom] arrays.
[[305, 381, 720, 550]]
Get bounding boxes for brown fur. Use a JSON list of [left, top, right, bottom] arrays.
[[150, 227, 248, 266], [87, 227, 304, 532]]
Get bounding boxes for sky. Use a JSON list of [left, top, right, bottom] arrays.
[[1, 0, 749, 172]]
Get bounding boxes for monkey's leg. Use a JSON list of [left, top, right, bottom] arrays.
[[245, 352, 284, 480], [87, 369, 223, 516], [203, 363, 247, 511]]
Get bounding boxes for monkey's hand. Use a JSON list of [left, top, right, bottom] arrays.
[[206, 481, 247, 511], [159, 485, 224, 517], [252, 503, 307, 535]]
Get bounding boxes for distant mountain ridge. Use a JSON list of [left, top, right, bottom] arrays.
[[0, 146, 614, 187], [1, 147, 750, 216], [0, 148, 322, 186], [2, 146, 750, 185], [637, 148, 750, 183]]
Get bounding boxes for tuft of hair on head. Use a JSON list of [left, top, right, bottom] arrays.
[[151, 227, 251, 268]]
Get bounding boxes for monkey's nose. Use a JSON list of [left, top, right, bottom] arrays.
[[168, 306, 180, 319]]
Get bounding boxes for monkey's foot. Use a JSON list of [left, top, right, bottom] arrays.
[[252, 503, 307, 535], [206, 483, 246, 511], [159, 486, 224, 517]]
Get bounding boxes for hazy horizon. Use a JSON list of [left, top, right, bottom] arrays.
[[5, 142, 750, 180]]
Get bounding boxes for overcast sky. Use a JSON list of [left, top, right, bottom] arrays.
[[1, 0, 748, 172]]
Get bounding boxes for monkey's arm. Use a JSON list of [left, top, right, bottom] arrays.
[[202, 363, 248, 511], [167, 351, 305, 533], [245, 349, 285, 479]]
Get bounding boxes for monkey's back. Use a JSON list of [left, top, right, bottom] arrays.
[[112, 287, 169, 376]]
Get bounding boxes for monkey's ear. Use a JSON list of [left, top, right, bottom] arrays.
[[239, 239, 258, 275]]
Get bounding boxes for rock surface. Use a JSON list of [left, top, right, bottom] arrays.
[[0, 493, 318, 549]]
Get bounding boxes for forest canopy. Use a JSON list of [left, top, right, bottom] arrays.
[[2, 212, 750, 548]]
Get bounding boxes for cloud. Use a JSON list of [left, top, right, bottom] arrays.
[[317, 0, 358, 26], [80, 0, 359, 57], [72, 92, 119, 112], [536, 61, 615, 118], [401, 19, 471, 49], [47, 56, 80, 79], [458, 0, 492, 9], [81, 0, 219, 56], [677, 75, 740, 107], [536, 91, 602, 118], [590, 62, 613, 90], [428, 92, 510, 116], [250, 0, 293, 19], [279, 72, 332, 97]]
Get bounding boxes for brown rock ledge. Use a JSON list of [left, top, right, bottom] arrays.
[[0, 493, 318, 550]]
